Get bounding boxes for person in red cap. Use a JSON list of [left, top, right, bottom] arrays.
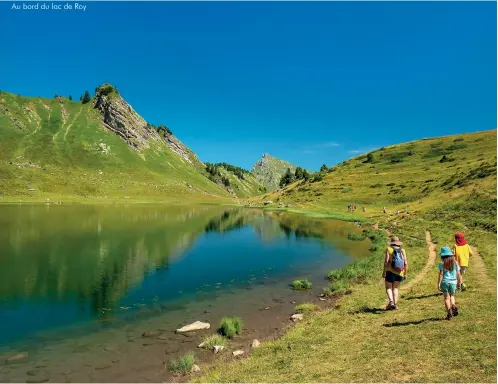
[[452, 232, 473, 291]]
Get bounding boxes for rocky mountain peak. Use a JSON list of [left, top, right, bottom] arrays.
[[93, 83, 201, 165]]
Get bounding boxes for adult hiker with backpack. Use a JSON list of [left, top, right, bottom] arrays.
[[382, 236, 408, 310]]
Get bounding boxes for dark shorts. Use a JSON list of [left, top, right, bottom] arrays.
[[385, 271, 403, 283]]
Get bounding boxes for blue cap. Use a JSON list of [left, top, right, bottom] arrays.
[[440, 246, 454, 258]]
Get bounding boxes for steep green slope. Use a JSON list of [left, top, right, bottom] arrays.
[[204, 162, 266, 198], [0, 87, 234, 202], [251, 153, 300, 191]]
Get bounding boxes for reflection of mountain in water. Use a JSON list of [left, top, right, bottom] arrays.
[[0, 205, 232, 316], [0, 206, 370, 318]]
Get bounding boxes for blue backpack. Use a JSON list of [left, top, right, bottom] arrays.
[[391, 247, 405, 272]]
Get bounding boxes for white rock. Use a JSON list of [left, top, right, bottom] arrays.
[[191, 364, 200, 373], [175, 321, 210, 333], [291, 314, 303, 322], [251, 339, 261, 348], [319, 297, 326, 301], [198, 341, 206, 348], [232, 350, 244, 357], [213, 345, 225, 354]]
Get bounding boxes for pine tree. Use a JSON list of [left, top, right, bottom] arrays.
[[79, 95, 83, 101], [294, 167, 304, 179], [320, 164, 328, 172], [82, 90, 91, 104], [69, 95, 73, 101]]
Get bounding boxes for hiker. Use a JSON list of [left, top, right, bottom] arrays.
[[362, 207, 366, 212], [382, 236, 408, 310], [452, 232, 473, 291], [383, 207, 387, 214], [437, 246, 462, 320]]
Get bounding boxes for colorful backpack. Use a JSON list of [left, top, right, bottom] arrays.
[[391, 247, 405, 272]]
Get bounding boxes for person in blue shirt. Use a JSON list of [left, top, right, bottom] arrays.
[[437, 246, 463, 320]]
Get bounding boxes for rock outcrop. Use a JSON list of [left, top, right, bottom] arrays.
[[251, 153, 301, 191], [93, 83, 201, 165]]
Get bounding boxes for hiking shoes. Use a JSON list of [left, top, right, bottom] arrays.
[[446, 312, 453, 320], [452, 306, 459, 317], [386, 302, 395, 310]]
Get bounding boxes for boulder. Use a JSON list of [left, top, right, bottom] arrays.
[[198, 341, 206, 348], [191, 364, 201, 373], [213, 345, 225, 354], [251, 339, 261, 348], [291, 314, 303, 322], [232, 350, 244, 357], [176, 321, 210, 333]]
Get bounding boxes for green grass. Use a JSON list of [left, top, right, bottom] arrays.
[[168, 352, 196, 375], [294, 303, 320, 314], [0, 90, 244, 202], [219, 317, 243, 339], [291, 279, 312, 290], [347, 233, 365, 241], [200, 334, 228, 349]]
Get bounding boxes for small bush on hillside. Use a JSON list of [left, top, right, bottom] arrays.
[[370, 183, 383, 188], [348, 233, 365, 241], [453, 138, 465, 143], [295, 303, 320, 314], [363, 152, 375, 163], [219, 317, 243, 338], [341, 187, 352, 193], [446, 143, 467, 151], [200, 334, 227, 349], [169, 352, 195, 375], [291, 279, 312, 290]]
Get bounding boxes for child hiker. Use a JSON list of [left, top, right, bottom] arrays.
[[452, 232, 472, 291], [382, 237, 408, 310], [437, 247, 462, 320]]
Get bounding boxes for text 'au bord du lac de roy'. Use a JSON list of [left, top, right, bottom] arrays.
[[12, 2, 87, 11]]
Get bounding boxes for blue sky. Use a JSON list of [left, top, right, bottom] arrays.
[[0, 2, 496, 171]]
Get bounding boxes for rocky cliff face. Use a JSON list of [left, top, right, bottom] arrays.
[[251, 153, 298, 191], [93, 84, 201, 165]]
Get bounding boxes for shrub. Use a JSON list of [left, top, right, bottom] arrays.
[[327, 269, 342, 281], [200, 334, 227, 349], [322, 287, 333, 297], [219, 317, 243, 338], [291, 279, 312, 290], [329, 279, 349, 293], [348, 233, 365, 241], [295, 303, 320, 314], [169, 352, 195, 375]]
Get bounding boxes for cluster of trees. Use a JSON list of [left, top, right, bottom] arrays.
[[279, 164, 329, 187], [81, 91, 91, 104], [205, 163, 232, 187], [147, 123, 173, 137], [279, 167, 311, 187], [213, 162, 249, 180]]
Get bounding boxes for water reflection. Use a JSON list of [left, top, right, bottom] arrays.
[[0, 204, 369, 345]]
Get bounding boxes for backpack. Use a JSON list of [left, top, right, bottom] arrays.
[[391, 247, 405, 272]]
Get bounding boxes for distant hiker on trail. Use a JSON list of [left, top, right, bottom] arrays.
[[362, 207, 366, 212], [437, 247, 462, 320], [452, 232, 473, 291], [383, 207, 387, 214], [383, 237, 408, 310]]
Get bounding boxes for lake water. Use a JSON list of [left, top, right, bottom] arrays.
[[0, 204, 370, 382]]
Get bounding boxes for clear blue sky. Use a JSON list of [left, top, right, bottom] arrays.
[[0, 2, 496, 171]]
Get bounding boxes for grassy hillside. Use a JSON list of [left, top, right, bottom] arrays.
[[251, 153, 300, 191], [204, 162, 266, 198], [257, 130, 496, 220], [0, 90, 234, 202], [196, 130, 497, 383]]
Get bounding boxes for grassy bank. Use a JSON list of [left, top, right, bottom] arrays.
[[195, 131, 497, 382], [197, 214, 496, 382]]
